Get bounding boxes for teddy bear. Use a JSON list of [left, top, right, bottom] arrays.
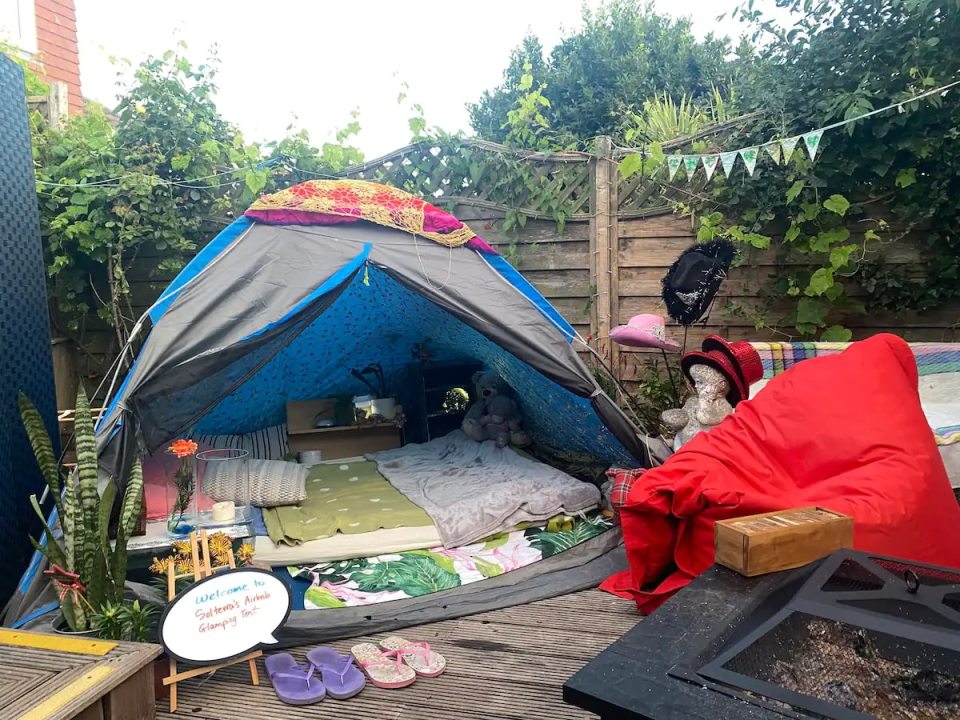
[[461, 371, 531, 448]]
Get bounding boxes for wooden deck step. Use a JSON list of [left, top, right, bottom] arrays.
[[159, 589, 638, 720]]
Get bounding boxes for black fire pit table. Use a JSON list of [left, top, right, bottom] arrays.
[[565, 552, 960, 719], [564, 564, 801, 720]]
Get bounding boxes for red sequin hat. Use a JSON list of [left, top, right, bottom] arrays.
[[680, 336, 763, 406]]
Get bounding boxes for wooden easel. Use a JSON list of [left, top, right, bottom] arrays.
[[163, 529, 261, 712]]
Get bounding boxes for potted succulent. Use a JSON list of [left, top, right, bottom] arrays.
[[19, 386, 143, 633]]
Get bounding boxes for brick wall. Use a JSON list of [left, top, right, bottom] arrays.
[[34, 0, 82, 113]]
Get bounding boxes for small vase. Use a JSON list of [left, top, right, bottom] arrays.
[[164, 447, 198, 539]]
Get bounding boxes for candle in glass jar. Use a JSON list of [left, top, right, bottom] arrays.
[[212, 501, 235, 523]]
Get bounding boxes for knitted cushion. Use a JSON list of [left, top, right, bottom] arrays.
[[203, 458, 307, 507]]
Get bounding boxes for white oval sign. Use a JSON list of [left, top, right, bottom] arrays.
[[160, 568, 292, 665]]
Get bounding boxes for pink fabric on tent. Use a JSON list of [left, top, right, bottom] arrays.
[[244, 207, 500, 255]]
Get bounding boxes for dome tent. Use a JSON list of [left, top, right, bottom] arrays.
[[7, 180, 653, 638]]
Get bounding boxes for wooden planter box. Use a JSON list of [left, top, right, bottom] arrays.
[[0, 628, 162, 719]]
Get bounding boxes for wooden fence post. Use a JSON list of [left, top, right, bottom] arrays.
[[26, 81, 68, 130], [590, 136, 620, 377]]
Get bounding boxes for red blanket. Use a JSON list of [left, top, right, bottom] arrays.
[[602, 333, 960, 612]]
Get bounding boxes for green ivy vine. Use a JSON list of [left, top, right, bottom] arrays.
[[618, 0, 960, 341]]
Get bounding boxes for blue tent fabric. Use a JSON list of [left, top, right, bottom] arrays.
[[195, 266, 635, 464], [8, 203, 657, 633]]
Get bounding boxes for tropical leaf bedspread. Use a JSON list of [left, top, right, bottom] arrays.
[[292, 512, 613, 609]]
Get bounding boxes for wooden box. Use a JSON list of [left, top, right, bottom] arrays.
[[286, 398, 401, 459], [714, 507, 853, 577]]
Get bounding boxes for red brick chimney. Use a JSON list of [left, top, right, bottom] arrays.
[[34, 0, 82, 114]]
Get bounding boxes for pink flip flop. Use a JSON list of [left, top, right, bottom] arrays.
[[379, 636, 446, 678], [350, 642, 416, 689]]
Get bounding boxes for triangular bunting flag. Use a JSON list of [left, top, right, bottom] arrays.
[[764, 143, 782, 165], [803, 130, 823, 161], [683, 155, 700, 178], [702, 154, 719, 182], [781, 136, 800, 164], [720, 151, 738, 177], [740, 147, 759, 176], [666, 155, 682, 180]]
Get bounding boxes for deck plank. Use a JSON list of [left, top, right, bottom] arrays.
[[160, 589, 637, 719]]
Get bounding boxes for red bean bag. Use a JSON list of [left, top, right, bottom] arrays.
[[602, 333, 960, 613]]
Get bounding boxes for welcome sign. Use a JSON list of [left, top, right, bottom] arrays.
[[160, 567, 292, 665]]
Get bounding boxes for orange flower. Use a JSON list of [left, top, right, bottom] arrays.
[[169, 439, 198, 458]]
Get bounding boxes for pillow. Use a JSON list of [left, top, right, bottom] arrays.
[[196, 424, 290, 461], [203, 458, 307, 508]]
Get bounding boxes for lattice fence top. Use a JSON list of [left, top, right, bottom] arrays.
[[338, 139, 596, 220], [334, 117, 760, 222]]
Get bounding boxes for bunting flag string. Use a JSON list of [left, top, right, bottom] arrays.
[[703, 154, 719, 181], [632, 77, 960, 185], [667, 155, 682, 180], [781, 136, 799, 164], [739, 147, 759, 176], [720, 151, 738, 177]]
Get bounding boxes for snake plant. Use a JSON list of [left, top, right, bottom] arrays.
[[19, 387, 143, 632]]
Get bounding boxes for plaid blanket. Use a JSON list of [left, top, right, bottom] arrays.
[[751, 342, 960, 379], [752, 342, 960, 445]]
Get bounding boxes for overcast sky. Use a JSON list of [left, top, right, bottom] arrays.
[[74, 0, 755, 158]]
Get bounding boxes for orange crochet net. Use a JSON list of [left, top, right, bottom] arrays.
[[247, 179, 476, 248]]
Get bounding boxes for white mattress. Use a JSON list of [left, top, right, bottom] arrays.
[[253, 524, 442, 565]]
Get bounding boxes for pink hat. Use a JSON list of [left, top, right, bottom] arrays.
[[609, 314, 680, 351]]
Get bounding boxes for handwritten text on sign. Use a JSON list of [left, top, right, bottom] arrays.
[[160, 568, 292, 665]]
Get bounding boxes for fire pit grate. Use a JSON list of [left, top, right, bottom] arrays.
[[696, 550, 960, 719]]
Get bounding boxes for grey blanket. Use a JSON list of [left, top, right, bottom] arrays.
[[368, 430, 600, 547]]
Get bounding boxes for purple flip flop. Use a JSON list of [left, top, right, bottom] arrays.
[[264, 653, 326, 705], [306, 646, 366, 699]]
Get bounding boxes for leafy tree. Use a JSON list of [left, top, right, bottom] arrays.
[[33, 45, 362, 355], [468, 0, 735, 143], [468, 35, 549, 142], [634, 0, 960, 338]]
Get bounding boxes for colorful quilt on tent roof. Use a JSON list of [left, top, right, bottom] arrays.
[[245, 179, 484, 249]]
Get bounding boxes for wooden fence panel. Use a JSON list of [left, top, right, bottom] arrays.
[[54, 137, 960, 404]]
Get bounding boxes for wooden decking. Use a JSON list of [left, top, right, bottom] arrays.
[[157, 589, 641, 720]]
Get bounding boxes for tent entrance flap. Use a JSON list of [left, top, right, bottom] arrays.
[[191, 266, 636, 465], [133, 268, 362, 455]]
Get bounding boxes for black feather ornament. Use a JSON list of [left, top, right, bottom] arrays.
[[661, 239, 737, 325]]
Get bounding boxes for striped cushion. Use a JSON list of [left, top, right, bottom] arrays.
[[196, 424, 289, 461]]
